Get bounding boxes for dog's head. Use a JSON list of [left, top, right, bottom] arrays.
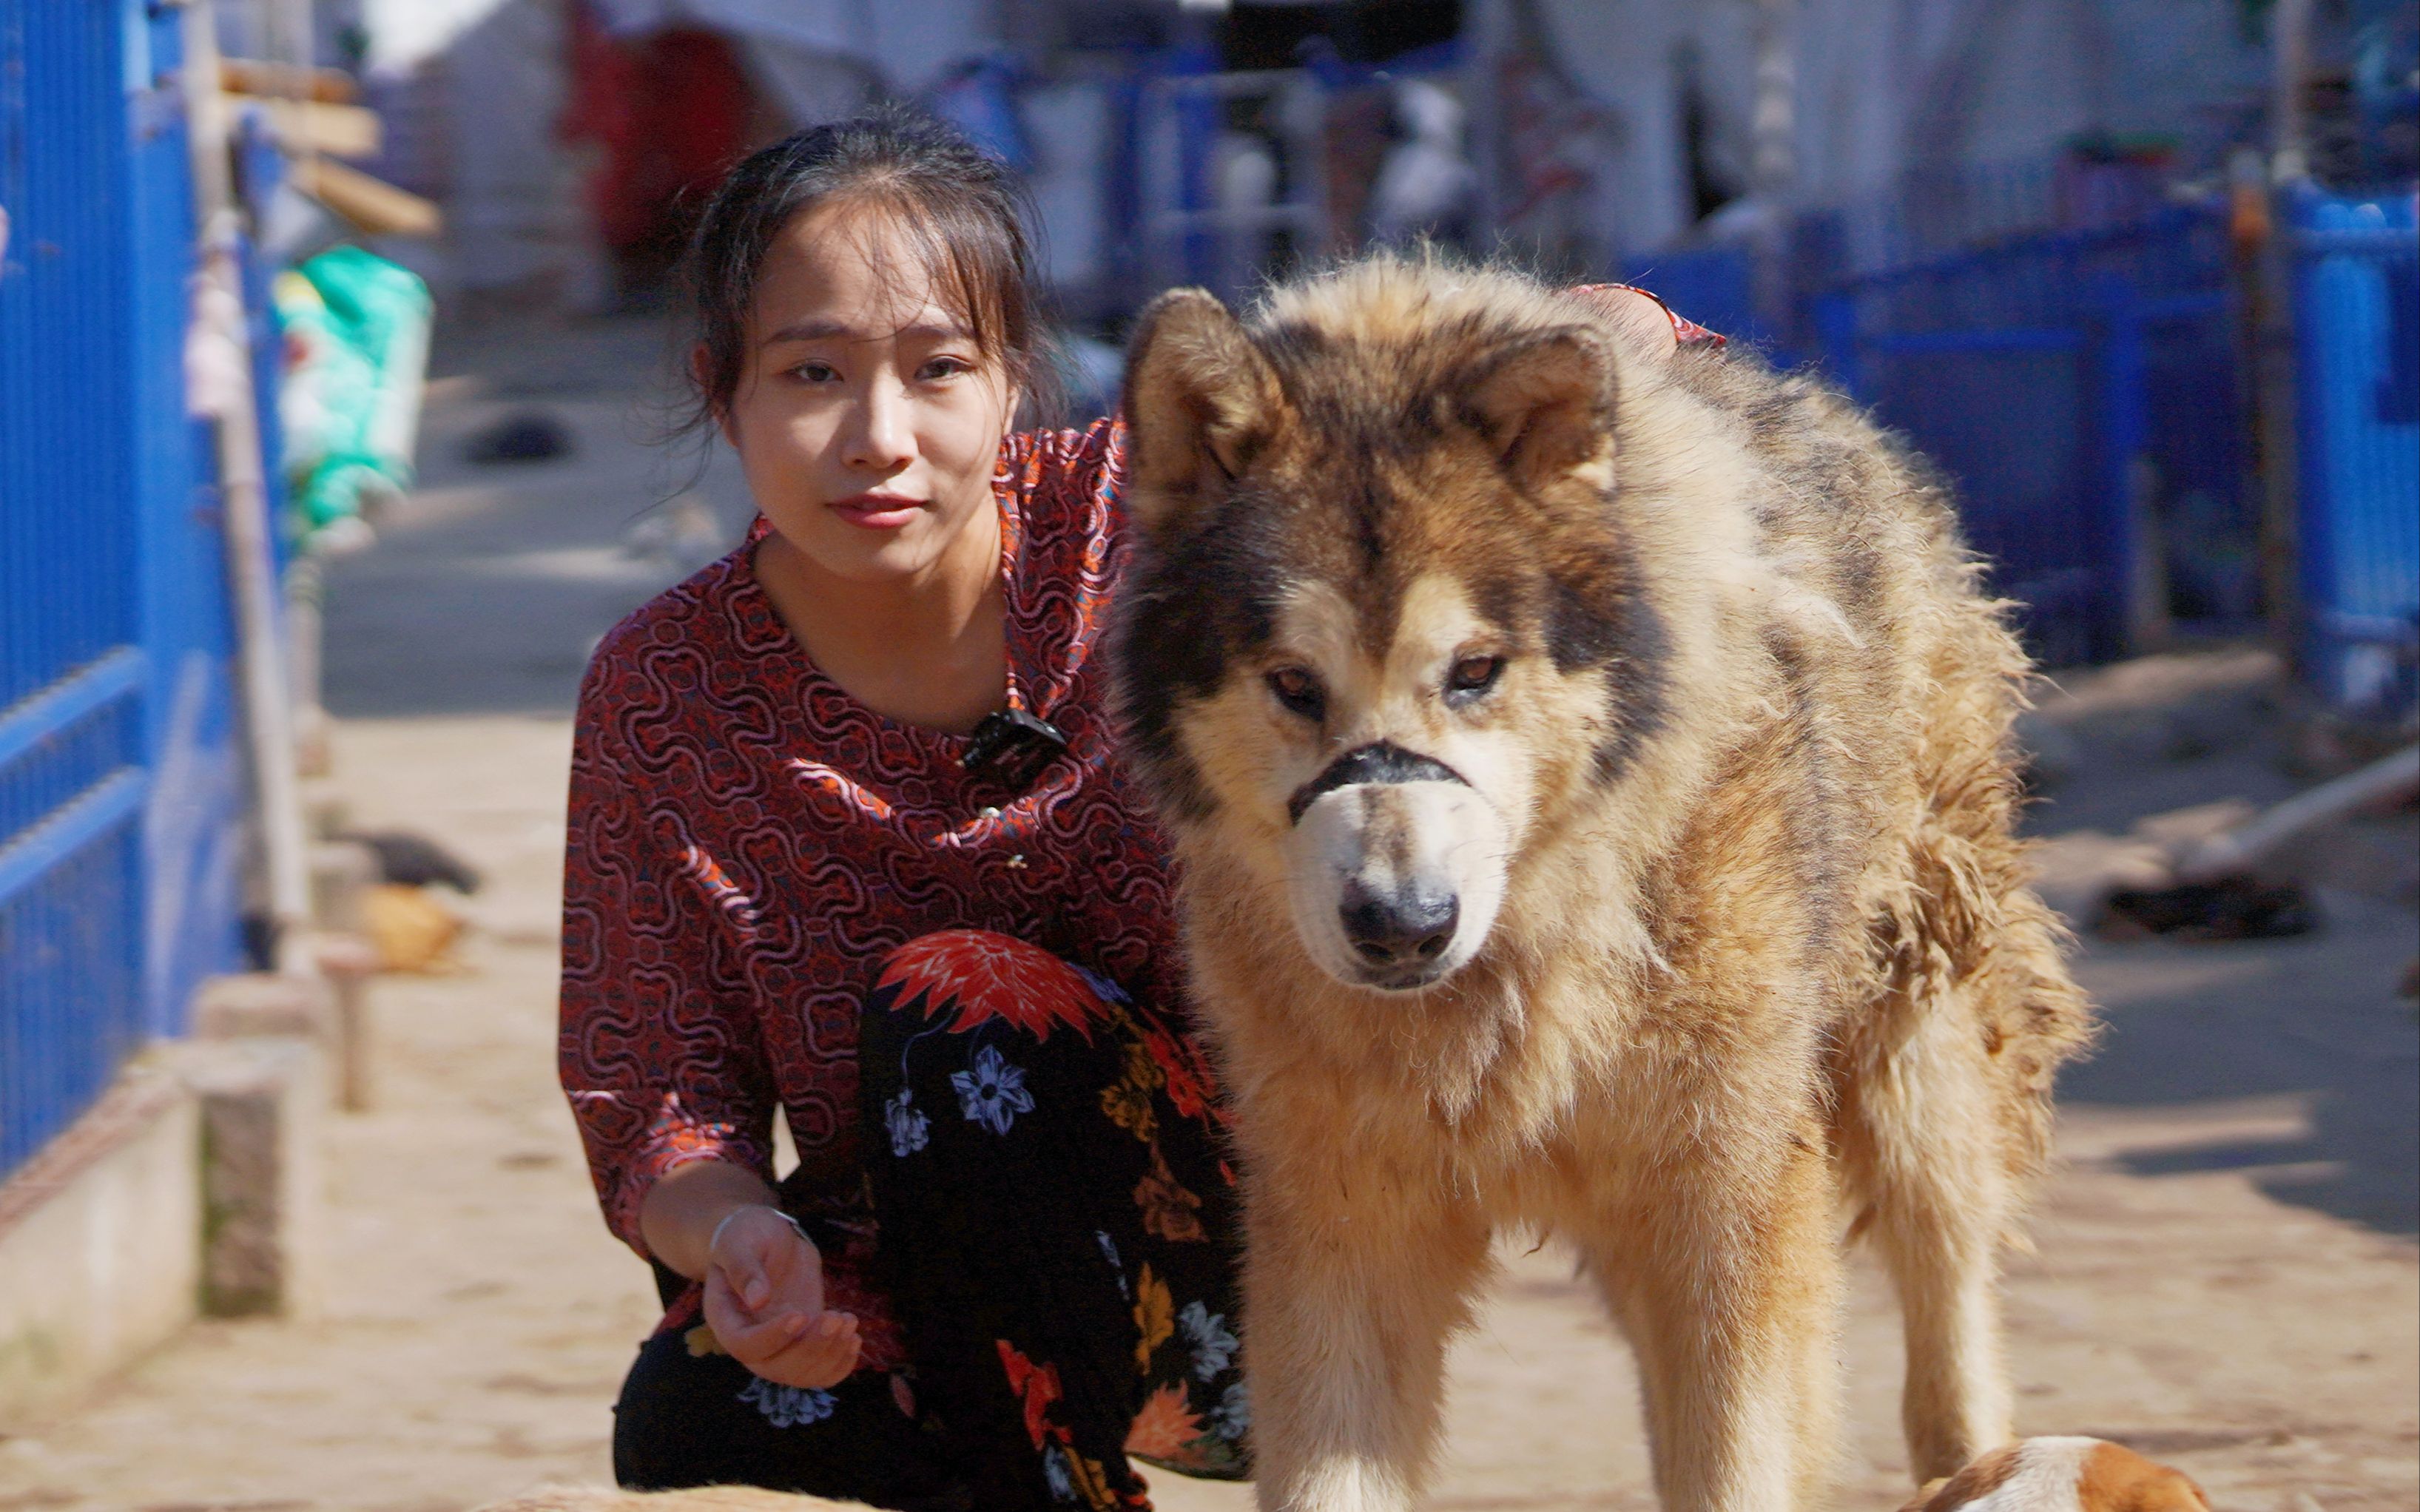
[[1111, 261, 1673, 994]]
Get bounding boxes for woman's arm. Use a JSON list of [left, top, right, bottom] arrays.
[[643, 1157, 863, 1388], [560, 672, 861, 1387], [559, 678, 781, 1255], [638, 1155, 784, 1280]]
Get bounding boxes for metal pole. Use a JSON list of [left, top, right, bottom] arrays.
[[2256, 0, 2316, 666], [2271, 0, 2313, 186], [269, 0, 331, 776], [1749, 0, 1798, 339], [183, 0, 314, 966]]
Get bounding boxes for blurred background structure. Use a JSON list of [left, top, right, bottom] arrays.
[[70, 0, 2403, 681], [0, 1, 2415, 1505]]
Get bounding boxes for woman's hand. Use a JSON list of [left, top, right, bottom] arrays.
[[703, 1205, 863, 1388]]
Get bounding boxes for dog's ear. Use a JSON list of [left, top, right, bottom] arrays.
[[1122, 288, 1284, 534], [1460, 328, 1617, 493]]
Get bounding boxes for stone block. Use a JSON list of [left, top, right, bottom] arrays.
[[310, 838, 380, 933], [191, 971, 336, 1045], [306, 933, 382, 1112], [299, 774, 351, 840], [185, 1038, 328, 1320], [0, 1064, 200, 1432]]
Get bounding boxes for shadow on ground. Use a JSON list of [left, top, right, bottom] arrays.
[[2064, 899, 2419, 1235]]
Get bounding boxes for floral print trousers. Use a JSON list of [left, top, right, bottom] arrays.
[[610, 931, 1247, 1511]]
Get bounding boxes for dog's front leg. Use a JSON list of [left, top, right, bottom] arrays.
[[1594, 1127, 1843, 1512], [1243, 1171, 1490, 1512]]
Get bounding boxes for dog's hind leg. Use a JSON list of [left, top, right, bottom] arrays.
[[1833, 985, 2020, 1483], [1592, 1127, 1843, 1511], [1241, 1181, 1491, 1512]]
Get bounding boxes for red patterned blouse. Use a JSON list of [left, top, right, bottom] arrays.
[[559, 417, 1179, 1360]]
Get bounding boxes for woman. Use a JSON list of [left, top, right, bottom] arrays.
[[559, 109, 1699, 1510]]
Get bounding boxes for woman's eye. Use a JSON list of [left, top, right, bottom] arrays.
[[792, 361, 839, 383], [1266, 666, 1324, 720], [1445, 654, 1504, 699], [917, 356, 972, 382]]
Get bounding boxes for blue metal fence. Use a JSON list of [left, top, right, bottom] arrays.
[[1634, 178, 2420, 695], [0, 0, 246, 1181], [1814, 208, 2248, 664], [1636, 207, 2248, 666], [2291, 186, 2420, 716]]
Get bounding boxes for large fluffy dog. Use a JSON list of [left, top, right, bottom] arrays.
[[1108, 258, 2094, 1511]]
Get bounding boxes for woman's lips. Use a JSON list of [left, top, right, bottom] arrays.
[[826, 493, 923, 530]]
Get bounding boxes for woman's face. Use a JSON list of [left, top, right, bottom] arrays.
[[721, 200, 1017, 587]]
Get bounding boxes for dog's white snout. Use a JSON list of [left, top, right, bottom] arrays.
[[1285, 777, 1510, 991]]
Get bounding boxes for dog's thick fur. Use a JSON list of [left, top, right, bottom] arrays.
[[1110, 257, 2094, 1511]]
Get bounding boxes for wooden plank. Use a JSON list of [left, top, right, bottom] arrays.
[[257, 98, 382, 160], [219, 57, 359, 104], [289, 157, 442, 238]]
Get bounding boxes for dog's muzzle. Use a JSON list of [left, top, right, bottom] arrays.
[[1337, 877, 1460, 973], [1284, 742, 1506, 992]]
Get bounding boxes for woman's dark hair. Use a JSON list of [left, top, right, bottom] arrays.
[[677, 106, 1055, 436]]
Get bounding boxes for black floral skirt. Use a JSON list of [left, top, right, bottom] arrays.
[[610, 931, 1248, 1511]]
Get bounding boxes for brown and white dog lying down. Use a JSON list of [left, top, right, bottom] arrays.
[[1900, 1438, 2213, 1512], [469, 1439, 2210, 1511]]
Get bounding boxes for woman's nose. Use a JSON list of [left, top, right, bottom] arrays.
[[841, 378, 916, 473]]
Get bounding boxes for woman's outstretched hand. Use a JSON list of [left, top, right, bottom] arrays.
[[703, 1205, 863, 1388]]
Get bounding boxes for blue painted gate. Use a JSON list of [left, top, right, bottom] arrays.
[[0, 1, 247, 1181], [1810, 208, 2249, 667], [2291, 186, 2420, 716]]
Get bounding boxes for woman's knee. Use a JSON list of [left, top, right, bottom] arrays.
[[862, 931, 1132, 1138], [867, 929, 1127, 1044], [612, 1328, 748, 1488], [613, 1327, 947, 1500]]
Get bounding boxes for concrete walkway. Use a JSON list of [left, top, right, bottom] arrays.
[[0, 312, 2410, 1512]]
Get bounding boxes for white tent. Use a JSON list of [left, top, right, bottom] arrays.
[[1474, 0, 2268, 262]]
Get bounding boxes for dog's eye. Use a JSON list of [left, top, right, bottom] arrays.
[[1445, 655, 1505, 700], [1267, 666, 1325, 720]]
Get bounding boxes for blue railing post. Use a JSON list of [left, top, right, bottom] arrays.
[[1161, 34, 1220, 288], [2089, 273, 2149, 660], [2289, 185, 2420, 717]]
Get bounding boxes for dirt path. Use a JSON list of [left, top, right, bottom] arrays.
[[1, 314, 2410, 1512]]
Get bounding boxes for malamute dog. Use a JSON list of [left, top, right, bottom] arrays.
[[1109, 258, 2094, 1511]]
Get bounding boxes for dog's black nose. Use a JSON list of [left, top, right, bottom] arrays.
[[1338, 882, 1459, 970]]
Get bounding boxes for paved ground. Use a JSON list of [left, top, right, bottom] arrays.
[[1, 312, 2412, 1512]]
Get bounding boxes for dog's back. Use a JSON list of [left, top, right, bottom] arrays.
[[1625, 317, 2100, 1482], [1651, 339, 2094, 1202]]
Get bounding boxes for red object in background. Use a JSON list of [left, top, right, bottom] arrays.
[[564, 6, 755, 277]]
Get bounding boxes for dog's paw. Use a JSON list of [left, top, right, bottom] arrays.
[[1899, 1437, 2211, 1512]]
